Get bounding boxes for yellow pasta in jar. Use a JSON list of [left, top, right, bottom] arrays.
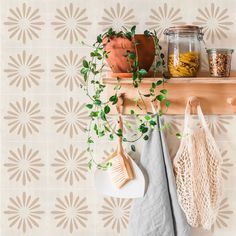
[[168, 51, 200, 77]]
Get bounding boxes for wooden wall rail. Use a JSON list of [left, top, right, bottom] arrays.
[[103, 76, 236, 115]]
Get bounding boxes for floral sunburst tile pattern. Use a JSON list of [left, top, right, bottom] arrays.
[[162, 115, 183, 135], [51, 97, 89, 138], [4, 50, 44, 91], [102, 148, 116, 161], [98, 197, 132, 234], [51, 192, 92, 233], [98, 3, 138, 32], [4, 144, 44, 186], [193, 115, 234, 138], [51, 50, 85, 91], [51, 144, 88, 186], [204, 115, 233, 137], [193, 3, 233, 43], [4, 192, 45, 233], [220, 149, 234, 181], [211, 197, 234, 233], [4, 3, 45, 44], [51, 3, 92, 44], [145, 3, 186, 37], [4, 97, 45, 138]]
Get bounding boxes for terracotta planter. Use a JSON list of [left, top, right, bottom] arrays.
[[103, 34, 155, 75]]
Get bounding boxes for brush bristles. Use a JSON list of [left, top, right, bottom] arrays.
[[109, 155, 131, 189]]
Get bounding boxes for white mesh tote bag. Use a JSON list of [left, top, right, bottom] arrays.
[[173, 98, 222, 230]]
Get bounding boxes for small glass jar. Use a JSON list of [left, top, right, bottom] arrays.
[[164, 25, 204, 77], [207, 48, 234, 77]]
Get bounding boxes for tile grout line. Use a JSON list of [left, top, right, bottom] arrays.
[[0, 0, 2, 234]]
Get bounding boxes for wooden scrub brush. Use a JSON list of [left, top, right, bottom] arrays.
[[108, 113, 134, 188], [94, 93, 145, 198]]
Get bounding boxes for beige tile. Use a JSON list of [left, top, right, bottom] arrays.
[[1, 47, 47, 94]]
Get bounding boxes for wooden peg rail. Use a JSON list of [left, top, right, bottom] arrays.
[[103, 72, 236, 115]]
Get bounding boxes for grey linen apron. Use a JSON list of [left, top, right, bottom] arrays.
[[128, 117, 191, 236]]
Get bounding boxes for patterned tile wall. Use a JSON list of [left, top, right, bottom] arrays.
[[1, 0, 236, 235]]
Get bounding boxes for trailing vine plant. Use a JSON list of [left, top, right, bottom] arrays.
[[80, 26, 171, 170]]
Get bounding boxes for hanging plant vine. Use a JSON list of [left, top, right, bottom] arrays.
[[80, 26, 170, 170]]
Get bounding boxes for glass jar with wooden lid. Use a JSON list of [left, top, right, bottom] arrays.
[[164, 25, 204, 77]]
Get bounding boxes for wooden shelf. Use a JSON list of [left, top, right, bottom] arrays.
[[103, 75, 236, 115], [103, 76, 236, 84]]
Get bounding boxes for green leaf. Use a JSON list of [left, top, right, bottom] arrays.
[[156, 94, 165, 101], [95, 99, 102, 106], [134, 59, 139, 67], [114, 84, 121, 91], [83, 60, 89, 68], [139, 124, 148, 133], [80, 67, 89, 75], [131, 144, 136, 152], [144, 115, 151, 120], [143, 135, 149, 140], [109, 134, 114, 141], [128, 52, 136, 60], [90, 111, 99, 117], [149, 88, 154, 93], [139, 69, 147, 76], [130, 25, 136, 35], [109, 95, 118, 105], [144, 30, 151, 36], [104, 105, 110, 114], [104, 125, 110, 132], [88, 160, 92, 170], [159, 109, 163, 116], [97, 34, 102, 43], [98, 131, 105, 137], [97, 164, 103, 170], [143, 94, 151, 97], [116, 129, 123, 137], [160, 89, 168, 95], [87, 137, 94, 144], [100, 111, 106, 121], [125, 32, 132, 40], [156, 80, 163, 86], [176, 133, 182, 139], [166, 100, 171, 108], [149, 120, 157, 126], [93, 124, 98, 135], [130, 110, 135, 115], [133, 81, 138, 88], [106, 162, 112, 168], [86, 104, 93, 109], [156, 61, 161, 67], [107, 27, 113, 36], [132, 71, 138, 81]]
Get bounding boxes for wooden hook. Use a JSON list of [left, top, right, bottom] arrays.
[[188, 96, 200, 107], [227, 97, 236, 106], [116, 93, 125, 114]]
